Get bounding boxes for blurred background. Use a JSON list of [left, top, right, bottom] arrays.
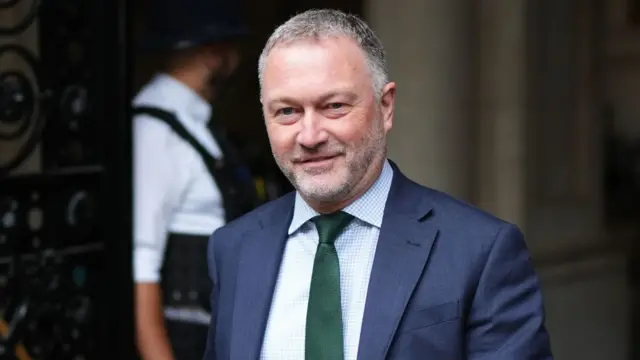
[[1, 0, 640, 359]]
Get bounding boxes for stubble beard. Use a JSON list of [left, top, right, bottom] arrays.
[[275, 117, 386, 204]]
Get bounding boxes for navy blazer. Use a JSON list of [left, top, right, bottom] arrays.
[[203, 163, 553, 360]]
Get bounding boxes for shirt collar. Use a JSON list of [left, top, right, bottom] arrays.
[[288, 159, 394, 235], [151, 73, 212, 125]]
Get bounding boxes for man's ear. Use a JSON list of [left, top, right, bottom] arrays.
[[379, 82, 396, 131]]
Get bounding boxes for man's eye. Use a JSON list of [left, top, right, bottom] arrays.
[[276, 107, 295, 116], [327, 103, 344, 110]]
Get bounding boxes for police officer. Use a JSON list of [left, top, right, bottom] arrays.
[[131, 1, 256, 359]]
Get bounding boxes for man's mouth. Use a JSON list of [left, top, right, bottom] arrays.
[[293, 154, 342, 170], [299, 155, 338, 163]]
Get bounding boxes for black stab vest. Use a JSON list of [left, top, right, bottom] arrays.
[[133, 106, 257, 311]]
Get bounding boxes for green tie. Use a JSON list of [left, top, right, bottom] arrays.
[[305, 211, 354, 360]]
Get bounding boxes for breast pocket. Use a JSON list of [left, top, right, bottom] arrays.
[[398, 300, 460, 333]]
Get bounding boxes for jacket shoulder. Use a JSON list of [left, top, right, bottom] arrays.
[[211, 192, 295, 244], [415, 183, 518, 239]]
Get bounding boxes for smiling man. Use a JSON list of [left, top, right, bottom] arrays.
[[202, 9, 553, 360]]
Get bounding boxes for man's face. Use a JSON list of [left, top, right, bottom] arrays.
[[261, 36, 395, 204]]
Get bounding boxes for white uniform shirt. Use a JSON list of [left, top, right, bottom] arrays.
[[260, 160, 394, 360], [132, 74, 226, 286]]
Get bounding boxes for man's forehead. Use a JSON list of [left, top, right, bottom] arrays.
[[259, 35, 373, 105], [263, 86, 360, 105]]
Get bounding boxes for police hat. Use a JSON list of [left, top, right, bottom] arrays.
[[138, 0, 250, 51]]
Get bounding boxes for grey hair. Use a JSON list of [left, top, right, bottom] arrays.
[[258, 9, 389, 96]]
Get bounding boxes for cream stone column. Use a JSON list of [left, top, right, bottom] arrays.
[[475, 1, 631, 358], [364, 0, 473, 201], [476, 0, 606, 253], [475, 0, 528, 228]]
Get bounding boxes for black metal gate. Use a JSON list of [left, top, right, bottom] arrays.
[[0, 0, 134, 359]]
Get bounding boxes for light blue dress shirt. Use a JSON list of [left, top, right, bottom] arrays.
[[260, 160, 394, 360]]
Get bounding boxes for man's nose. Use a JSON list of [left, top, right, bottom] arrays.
[[296, 111, 328, 149]]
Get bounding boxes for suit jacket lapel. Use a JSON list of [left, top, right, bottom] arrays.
[[229, 193, 294, 360], [357, 170, 439, 360]]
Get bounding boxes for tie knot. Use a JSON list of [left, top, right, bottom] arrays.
[[313, 211, 354, 245]]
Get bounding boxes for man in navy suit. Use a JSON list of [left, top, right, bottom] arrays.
[[203, 8, 553, 360]]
